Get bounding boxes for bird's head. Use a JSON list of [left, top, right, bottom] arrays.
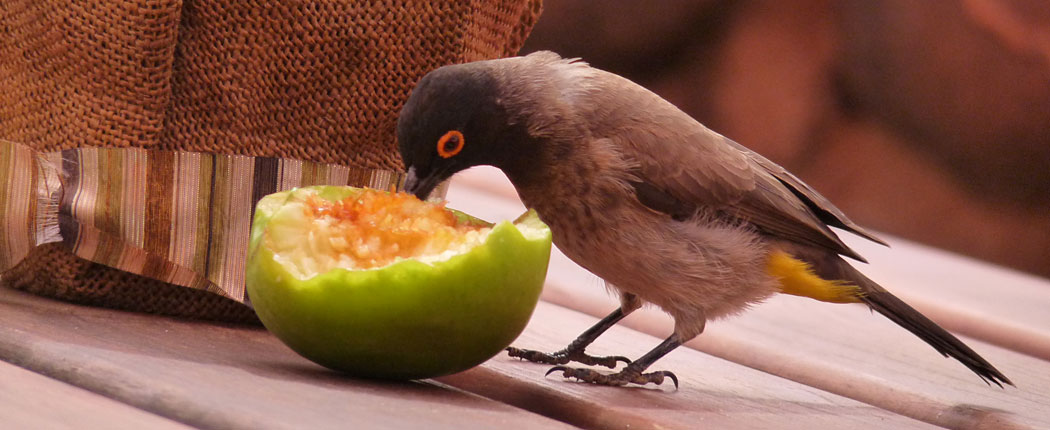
[[397, 61, 540, 200]]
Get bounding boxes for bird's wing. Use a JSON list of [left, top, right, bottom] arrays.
[[724, 139, 888, 246], [611, 106, 883, 261]]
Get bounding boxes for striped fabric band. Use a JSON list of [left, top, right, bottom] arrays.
[[0, 140, 439, 304]]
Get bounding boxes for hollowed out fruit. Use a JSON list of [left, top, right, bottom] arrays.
[[245, 186, 552, 380]]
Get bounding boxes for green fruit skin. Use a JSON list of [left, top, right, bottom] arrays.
[[245, 186, 552, 380]]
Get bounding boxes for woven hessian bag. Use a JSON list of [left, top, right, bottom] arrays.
[[0, 0, 543, 323]]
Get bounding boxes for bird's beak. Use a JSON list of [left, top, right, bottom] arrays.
[[402, 166, 438, 200]]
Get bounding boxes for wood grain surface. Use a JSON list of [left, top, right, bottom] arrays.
[[440, 301, 940, 430], [446, 167, 1050, 430], [0, 360, 193, 430], [0, 288, 575, 430]]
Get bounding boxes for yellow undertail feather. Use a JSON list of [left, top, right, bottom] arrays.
[[766, 250, 863, 304]]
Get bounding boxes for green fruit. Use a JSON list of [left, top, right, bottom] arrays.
[[245, 186, 551, 380]]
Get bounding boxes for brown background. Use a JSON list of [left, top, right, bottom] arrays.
[[521, 0, 1050, 280]]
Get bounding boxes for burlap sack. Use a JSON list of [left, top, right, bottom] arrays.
[[0, 0, 543, 323]]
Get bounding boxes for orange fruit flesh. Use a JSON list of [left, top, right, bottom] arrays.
[[268, 189, 491, 278]]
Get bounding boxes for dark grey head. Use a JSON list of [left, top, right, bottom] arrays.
[[397, 62, 538, 200]]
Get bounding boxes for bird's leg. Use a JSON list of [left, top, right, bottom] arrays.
[[507, 307, 632, 369], [547, 333, 683, 388]]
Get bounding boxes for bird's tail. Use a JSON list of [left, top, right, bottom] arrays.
[[820, 256, 1013, 387]]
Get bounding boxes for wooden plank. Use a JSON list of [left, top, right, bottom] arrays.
[[0, 360, 192, 430], [683, 296, 1050, 430], [0, 288, 575, 430], [0, 283, 928, 430], [439, 301, 940, 430], [446, 169, 1050, 430]]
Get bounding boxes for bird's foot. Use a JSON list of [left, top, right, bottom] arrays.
[[506, 346, 630, 369], [545, 365, 679, 389]]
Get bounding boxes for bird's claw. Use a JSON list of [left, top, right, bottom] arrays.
[[506, 346, 630, 369], [545, 365, 679, 389], [506, 346, 565, 365], [581, 353, 632, 368]]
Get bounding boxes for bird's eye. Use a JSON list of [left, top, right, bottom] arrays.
[[437, 130, 465, 158]]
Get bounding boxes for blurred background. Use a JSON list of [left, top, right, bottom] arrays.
[[519, 0, 1050, 280]]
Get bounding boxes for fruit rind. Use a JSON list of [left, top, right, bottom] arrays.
[[246, 186, 551, 379]]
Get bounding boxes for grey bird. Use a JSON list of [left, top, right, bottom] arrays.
[[397, 51, 1011, 388]]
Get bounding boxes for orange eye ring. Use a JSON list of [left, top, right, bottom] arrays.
[[437, 130, 465, 158]]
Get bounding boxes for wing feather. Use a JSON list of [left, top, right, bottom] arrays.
[[596, 80, 881, 260]]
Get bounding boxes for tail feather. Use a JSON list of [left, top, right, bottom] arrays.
[[822, 257, 1013, 387]]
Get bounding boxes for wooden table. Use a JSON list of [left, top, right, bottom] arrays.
[[2, 167, 1048, 429]]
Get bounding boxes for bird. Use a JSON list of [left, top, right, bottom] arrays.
[[396, 50, 1012, 388]]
